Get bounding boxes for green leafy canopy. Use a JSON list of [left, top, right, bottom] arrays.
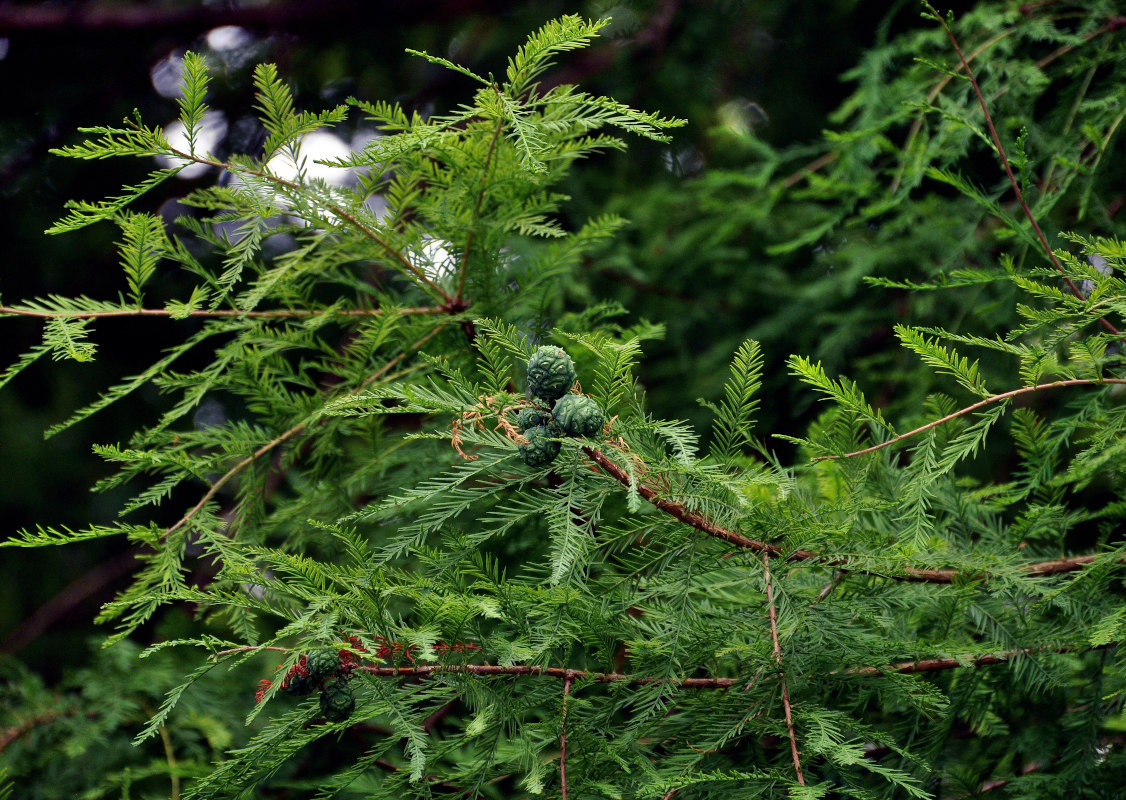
[[3, 7, 1126, 799]]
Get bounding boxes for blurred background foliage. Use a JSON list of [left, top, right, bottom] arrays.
[[3, 0, 1126, 793]]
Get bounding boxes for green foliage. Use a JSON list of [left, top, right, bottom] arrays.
[[3, 6, 1126, 798]]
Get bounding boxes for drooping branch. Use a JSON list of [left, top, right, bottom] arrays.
[[581, 446, 1120, 583]]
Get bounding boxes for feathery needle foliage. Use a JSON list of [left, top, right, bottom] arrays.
[[3, 6, 1126, 799]]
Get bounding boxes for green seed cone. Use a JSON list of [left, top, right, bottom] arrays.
[[552, 394, 604, 438], [320, 677, 356, 722], [526, 346, 577, 402], [306, 650, 340, 682], [517, 407, 552, 431], [518, 424, 561, 467]]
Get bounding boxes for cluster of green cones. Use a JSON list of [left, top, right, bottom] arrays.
[[517, 346, 605, 467]]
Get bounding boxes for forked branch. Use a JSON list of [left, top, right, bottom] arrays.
[[929, 4, 1122, 337]]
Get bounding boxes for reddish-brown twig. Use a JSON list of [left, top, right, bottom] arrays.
[[816, 378, 1126, 461], [560, 670, 575, 800], [343, 642, 1089, 688], [582, 445, 1121, 583], [762, 553, 805, 786], [357, 663, 740, 687]]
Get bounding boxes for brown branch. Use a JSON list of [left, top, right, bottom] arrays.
[[582, 445, 952, 582], [891, 28, 1014, 194], [812, 569, 849, 605], [1033, 17, 1126, 71], [164, 422, 308, 541], [762, 553, 805, 786], [166, 148, 453, 304], [581, 445, 1120, 583], [560, 670, 575, 800], [817, 378, 1126, 461], [422, 698, 459, 733], [943, 733, 1125, 799], [0, 709, 97, 755], [931, 8, 1122, 338], [3, 646, 1089, 761], [164, 323, 445, 540], [1, 546, 140, 655], [0, 305, 441, 320], [349, 643, 1089, 687], [213, 645, 290, 659], [0, 1, 515, 33], [362, 753, 470, 795], [359, 663, 740, 688], [155, 719, 181, 800], [0, 1, 354, 31], [963, 760, 1045, 797], [849, 646, 1068, 677], [796, 15, 1106, 195], [781, 150, 839, 189]]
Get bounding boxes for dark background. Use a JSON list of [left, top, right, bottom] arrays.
[[0, 0, 944, 677]]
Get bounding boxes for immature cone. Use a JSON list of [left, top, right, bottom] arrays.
[[305, 650, 340, 682], [518, 424, 561, 467], [517, 407, 552, 432], [280, 658, 315, 696], [320, 677, 356, 722], [552, 394, 604, 438], [526, 346, 577, 402]]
